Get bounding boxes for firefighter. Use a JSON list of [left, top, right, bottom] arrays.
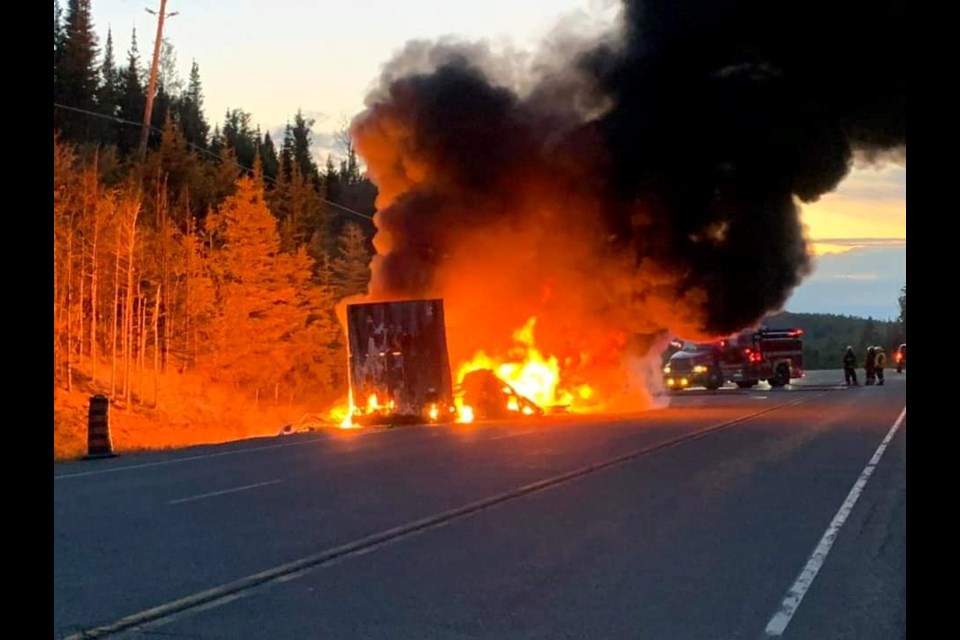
[[875, 346, 886, 386], [864, 346, 876, 385], [843, 346, 858, 385]]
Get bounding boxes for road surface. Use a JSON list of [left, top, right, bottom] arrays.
[[54, 370, 906, 639]]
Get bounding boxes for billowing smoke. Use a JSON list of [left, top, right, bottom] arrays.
[[348, 0, 905, 410]]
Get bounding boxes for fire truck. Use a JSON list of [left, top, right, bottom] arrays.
[[717, 328, 805, 388], [663, 327, 804, 391]]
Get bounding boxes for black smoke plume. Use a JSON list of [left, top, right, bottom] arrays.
[[349, 0, 905, 404]]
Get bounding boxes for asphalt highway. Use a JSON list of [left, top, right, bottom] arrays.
[[54, 370, 906, 639]]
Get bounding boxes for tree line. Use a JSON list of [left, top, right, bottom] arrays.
[[53, 136, 374, 408], [53, 0, 379, 409]]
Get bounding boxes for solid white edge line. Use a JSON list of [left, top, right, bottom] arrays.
[[764, 406, 906, 637], [168, 480, 282, 505]]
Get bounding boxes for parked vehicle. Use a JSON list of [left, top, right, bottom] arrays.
[[663, 342, 725, 391], [664, 328, 804, 392]]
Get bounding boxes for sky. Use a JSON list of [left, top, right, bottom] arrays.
[[87, 0, 906, 320]]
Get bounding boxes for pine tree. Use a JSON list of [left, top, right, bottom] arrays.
[[54, 0, 65, 87], [332, 222, 371, 300], [148, 84, 173, 153], [285, 110, 320, 186], [175, 60, 209, 150], [340, 140, 361, 186], [209, 124, 223, 156], [289, 251, 345, 402], [271, 157, 325, 253], [148, 116, 196, 213], [96, 28, 120, 145], [323, 156, 341, 204], [98, 28, 119, 111], [117, 28, 145, 154], [56, 0, 100, 142], [204, 176, 316, 394], [260, 132, 280, 183], [222, 109, 258, 170], [210, 144, 240, 204]]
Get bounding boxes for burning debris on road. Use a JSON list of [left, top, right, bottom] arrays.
[[458, 369, 545, 421], [335, 0, 905, 421]]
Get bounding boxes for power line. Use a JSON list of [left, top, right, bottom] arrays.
[[53, 102, 375, 222]]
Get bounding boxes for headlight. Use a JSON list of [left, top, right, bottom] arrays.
[[693, 365, 707, 373], [663, 365, 671, 373]]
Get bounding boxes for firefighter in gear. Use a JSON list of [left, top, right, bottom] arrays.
[[865, 346, 877, 385], [874, 346, 886, 385], [843, 346, 858, 385]]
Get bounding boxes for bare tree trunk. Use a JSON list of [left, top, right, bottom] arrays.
[[158, 179, 170, 373], [66, 214, 74, 392], [76, 171, 90, 369], [90, 192, 101, 386], [54, 226, 60, 388], [55, 215, 66, 389], [154, 284, 161, 408], [184, 214, 194, 371], [111, 221, 121, 398], [121, 276, 129, 401], [182, 214, 191, 373], [138, 280, 146, 404], [123, 201, 139, 402], [78, 231, 85, 366]]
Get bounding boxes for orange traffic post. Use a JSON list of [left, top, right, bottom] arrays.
[[84, 395, 117, 459]]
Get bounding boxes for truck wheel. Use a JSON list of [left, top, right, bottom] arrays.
[[768, 364, 790, 388], [703, 368, 722, 390], [736, 381, 757, 389]]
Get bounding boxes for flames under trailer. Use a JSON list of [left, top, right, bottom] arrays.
[[346, 299, 457, 425]]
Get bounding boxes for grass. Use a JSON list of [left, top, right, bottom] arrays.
[[53, 360, 342, 461]]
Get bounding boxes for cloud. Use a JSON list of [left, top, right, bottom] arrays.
[[833, 273, 880, 281], [786, 244, 905, 319], [799, 164, 905, 249], [810, 237, 906, 256]]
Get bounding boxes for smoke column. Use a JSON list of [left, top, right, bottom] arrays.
[[348, 0, 905, 409]]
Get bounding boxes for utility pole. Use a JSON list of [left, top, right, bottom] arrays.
[[138, 0, 179, 161]]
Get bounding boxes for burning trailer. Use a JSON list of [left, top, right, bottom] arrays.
[[346, 299, 458, 425]]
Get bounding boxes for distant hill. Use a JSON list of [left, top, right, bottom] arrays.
[[762, 311, 905, 370]]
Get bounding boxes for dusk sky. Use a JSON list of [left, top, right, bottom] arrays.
[[91, 0, 906, 320]]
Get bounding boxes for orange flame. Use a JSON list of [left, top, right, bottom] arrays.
[[457, 404, 475, 423], [328, 388, 362, 429], [455, 317, 592, 412]]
